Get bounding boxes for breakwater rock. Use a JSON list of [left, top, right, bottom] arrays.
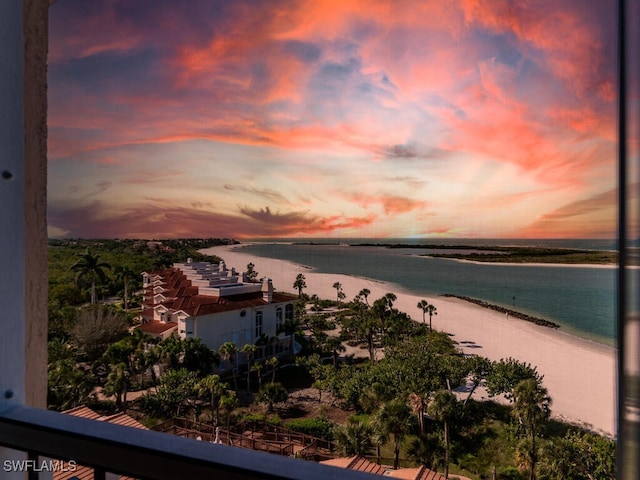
[[441, 294, 561, 329]]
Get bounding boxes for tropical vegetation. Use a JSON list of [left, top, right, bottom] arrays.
[[46, 239, 616, 479]]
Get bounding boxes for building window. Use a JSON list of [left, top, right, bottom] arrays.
[[284, 304, 294, 322], [255, 311, 263, 339], [276, 307, 283, 333]]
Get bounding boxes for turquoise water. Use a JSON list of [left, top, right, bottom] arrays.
[[239, 240, 617, 346]]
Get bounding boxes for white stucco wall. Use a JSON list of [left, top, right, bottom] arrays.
[[179, 301, 293, 354]]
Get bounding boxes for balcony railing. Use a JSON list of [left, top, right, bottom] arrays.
[[0, 405, 380, 479]]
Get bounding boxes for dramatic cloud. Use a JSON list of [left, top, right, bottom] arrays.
[[48, 1, 618, 239], [516, 189, 620, 238], [238, 206, 377, 237], [48, 201, 376, 239]]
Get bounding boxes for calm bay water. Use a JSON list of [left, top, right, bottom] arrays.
[[240, 239, 617, 346]]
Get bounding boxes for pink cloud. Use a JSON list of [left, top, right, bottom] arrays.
[[47, 1, 617, 239], [460, 0, 616, 100], [514, 188, 618, 238], [346, 194, 429, 215]]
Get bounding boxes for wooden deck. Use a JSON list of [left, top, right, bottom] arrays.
[[152, 418, 335, 461]]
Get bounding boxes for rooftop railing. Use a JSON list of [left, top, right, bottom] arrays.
[[0, 405, 380, 479]]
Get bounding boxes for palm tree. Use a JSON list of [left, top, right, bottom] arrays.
[[279, 317, 299, 357], [220, 390, 238, 439], [325, 336, 346, 368], [157, 336, 184, 370], [267, 356, 279, 384], [114, 265, 136, 311], [373, 293, 397, 334], [241, 344, 257, 393], [47, 359, 94, 411], [417, 300, 437, 330], [417, 300, 429, 324], [359, 309, 380, 363], [218, 342, 238, 391], [142, 347, 160, 393], [512, 378, 552, 480], [103, 362, 130, 411], [357, 288, 371, 306], [428, 390, 459, 478], [71, 248, 111, 304], [125, 329, 152, 385], [406, 434, 446, 473], [293, 273, 306, 297], [409, 392, 428, 434], [256, 382, 288, 413], [426, 304, 437, 331], [515, 438, 535, 478], [334, 420, 374, 457], [372, 399, 415, 470], [332, 281, 343, 305], [252, 361, 264, 391], [198, 374, 228, 426]]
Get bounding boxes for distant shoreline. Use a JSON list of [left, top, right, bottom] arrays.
[[428, 257, 617, 269], [350, 243, 618, 265]]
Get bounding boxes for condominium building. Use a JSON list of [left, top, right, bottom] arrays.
[[139, 259, 298, 360]]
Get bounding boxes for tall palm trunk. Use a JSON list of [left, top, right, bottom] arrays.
[[529, 429, 536, 480], [91, 279, 96, 305], [393, 436, 400, 469], [444, 420, 450, 478], [123, 278, 129, 311]]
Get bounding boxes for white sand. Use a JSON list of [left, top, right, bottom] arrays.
[[203, 244, 617, 437]]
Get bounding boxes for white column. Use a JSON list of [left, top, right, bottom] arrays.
[[0, 0, 26, 412], [0, 0, 27, 478]]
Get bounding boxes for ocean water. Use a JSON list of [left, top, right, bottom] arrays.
[[240, 240, 617, 346]]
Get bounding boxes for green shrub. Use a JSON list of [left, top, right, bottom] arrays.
[[286, 417, 335, 440], [243, 413, 266, 423], [498, 466, 525, 480], [266, 414, 282, 427], [138, 393, 163, 417]]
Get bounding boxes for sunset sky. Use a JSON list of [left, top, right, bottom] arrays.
[[48, 0, 619, 239]]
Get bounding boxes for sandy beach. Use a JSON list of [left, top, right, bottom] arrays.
[[203, 244, 617, 437]]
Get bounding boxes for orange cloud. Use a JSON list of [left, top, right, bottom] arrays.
[[515, 188, 618, 238], [346, 194, 429, 215], [48, 1, 617, 239], [380, 196, 429, 215], [546, 106, 615, 141]]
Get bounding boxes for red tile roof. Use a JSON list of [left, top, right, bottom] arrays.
[[63, 405, 101, 420], [101, 412, 149, 430], [140, 267, 297, 319], [385, 465, 447, 480], [55, 407, 148, 480], [138, 320, 177, 334], [170, 291, 297, 317], [321, 456, 387, 475], [321, 457, 446, 480]]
